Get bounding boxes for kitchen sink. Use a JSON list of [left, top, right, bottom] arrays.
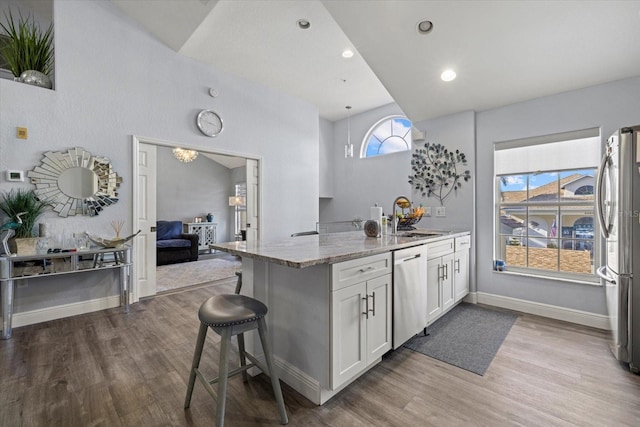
[[398, 229, 450, 238]]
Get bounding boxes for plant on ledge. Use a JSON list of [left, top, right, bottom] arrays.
[[0, 188, 48, 238], [408, 142, 471, 206], [0, 9, 54, 82]]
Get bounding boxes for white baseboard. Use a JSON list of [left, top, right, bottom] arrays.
[[273, 355, 322, 404], [474, 292, 610, 330], [12, 295, 122, 328]]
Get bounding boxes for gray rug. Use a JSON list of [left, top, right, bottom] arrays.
[[404, 303, 518, 375], [156, 256, 241, 292]]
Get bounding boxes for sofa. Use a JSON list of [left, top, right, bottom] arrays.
[[156, 220, 199, 265]]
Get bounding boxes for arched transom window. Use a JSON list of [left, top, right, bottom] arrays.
[[361, 115, 412, 158]]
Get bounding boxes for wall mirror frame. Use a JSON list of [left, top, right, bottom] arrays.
[[27, 147, 122, 217]]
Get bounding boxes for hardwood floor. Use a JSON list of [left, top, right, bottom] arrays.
[[2, 282, 639, 426]]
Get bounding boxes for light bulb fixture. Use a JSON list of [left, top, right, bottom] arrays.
[[441, 69, 457, 82], [228, 196, 245, 207], [344, 105, 353, 158], [173, 147, 199, 163], [342, 49, 354, 58], [417, 20, 434, 34], [297, 19, 310, 30]]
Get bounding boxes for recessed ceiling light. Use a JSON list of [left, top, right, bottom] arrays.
[[417, 20, 433, 34], [441, 69, 456, 82], [342, 49, 354, 58], [297, 19, 310, 30]]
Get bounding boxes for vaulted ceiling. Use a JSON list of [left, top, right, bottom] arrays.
[[113, 0, 640, 122]]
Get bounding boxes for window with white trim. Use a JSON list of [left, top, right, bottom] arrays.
[[361, 115, 412, 158], [494, 128, 601, 281]]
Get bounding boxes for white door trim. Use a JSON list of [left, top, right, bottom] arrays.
[[131, 134, 263, 301]]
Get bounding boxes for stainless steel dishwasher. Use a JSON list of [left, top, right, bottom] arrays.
[[393, 245, 428, 349]]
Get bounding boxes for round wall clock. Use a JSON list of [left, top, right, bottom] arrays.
[[196, 109, 223, 137]]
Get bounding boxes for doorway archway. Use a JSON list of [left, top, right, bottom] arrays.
[[131, 135, 262, 301]]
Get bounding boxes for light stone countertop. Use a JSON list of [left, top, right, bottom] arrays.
[[210, 229, 470, 268]]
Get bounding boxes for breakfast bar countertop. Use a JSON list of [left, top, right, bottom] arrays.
[[210, 229, 470, 269]]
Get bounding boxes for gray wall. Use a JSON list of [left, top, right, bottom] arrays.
[[319, 117, 333, 198], [476, 75, 640, 315], [322, 105, 475, 233], [156, 146, 232, 243], [1, 0, 319, 314]]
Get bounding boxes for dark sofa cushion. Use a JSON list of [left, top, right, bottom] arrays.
[[157, 238, 192, 248], [157, 220, 183, 240]]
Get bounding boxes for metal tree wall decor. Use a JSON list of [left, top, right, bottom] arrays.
[[408, 142, 471, 206]]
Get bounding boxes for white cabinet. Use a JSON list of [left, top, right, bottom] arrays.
[[185, 222, 217, 253], [454, 235, 471, 302], [426, 235, 470, 325], [331, 253, 392, 389]]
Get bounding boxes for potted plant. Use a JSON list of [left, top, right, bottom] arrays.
[[0, 188, 48, 255], [0, 8, 54, 88]]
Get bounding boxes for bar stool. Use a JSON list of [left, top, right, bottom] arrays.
[[184, 290, 288, 426]]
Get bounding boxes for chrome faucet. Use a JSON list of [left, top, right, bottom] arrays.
[[392, 195, 410, 235]]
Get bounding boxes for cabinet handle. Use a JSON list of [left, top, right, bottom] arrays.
[[359, 266, 375, 273], [370, 292, 376, 317], [444, 263, 448, 280], [362, 296, 369, 319], [455, 259, 460, 273], [438, 264, 444, 281]]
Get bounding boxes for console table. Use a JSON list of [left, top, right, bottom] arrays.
[[0, 246, 132, 339], [185, 222, 217, 253]]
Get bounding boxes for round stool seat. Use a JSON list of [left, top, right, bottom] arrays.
[[198, 294, 268, 327]]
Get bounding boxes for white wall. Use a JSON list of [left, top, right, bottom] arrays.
[[156, 146, 232, 243], [0, 0, 319, 315], [476, 75, 640, 315], [319, 117, 333, 198], [322, 103, 412, 222]]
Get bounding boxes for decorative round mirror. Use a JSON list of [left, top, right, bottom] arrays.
[[27, 147, 122, 217]]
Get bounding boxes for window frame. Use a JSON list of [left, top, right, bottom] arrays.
[[359, 115, 412, 158], [495, 167, 600, 284]]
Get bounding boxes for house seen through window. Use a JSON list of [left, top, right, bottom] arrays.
[[494, 128, 601, 281], [361, 115, 412, 158]]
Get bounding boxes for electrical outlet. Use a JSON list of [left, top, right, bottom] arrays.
[[436, 207, 446, 217], [423, 207, 432, 217]]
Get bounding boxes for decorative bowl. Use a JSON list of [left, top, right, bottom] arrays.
[[85, 230, 140, 248]]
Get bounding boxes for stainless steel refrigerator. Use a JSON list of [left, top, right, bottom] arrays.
[[596, 126, 640, 373]]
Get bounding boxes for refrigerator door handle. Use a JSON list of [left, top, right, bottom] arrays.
[[596, 266, 617, 284], [596, 152, 611, 239]]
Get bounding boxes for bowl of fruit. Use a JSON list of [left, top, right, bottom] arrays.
[[389, 199, 425, 230]]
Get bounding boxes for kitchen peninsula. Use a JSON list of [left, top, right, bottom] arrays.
[[211, 230, 471, 405]]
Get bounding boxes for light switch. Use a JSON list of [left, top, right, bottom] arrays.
[[436, 207, 446, 217], [424, 207, 432, 217], [16, 127, 28, 139]]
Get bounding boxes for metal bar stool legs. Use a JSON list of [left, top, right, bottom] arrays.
[[184, 294, 288, 426]]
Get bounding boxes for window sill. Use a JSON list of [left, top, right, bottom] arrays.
[[492, 269, 601, 286]]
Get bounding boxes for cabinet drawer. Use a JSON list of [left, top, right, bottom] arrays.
[[331, 253, 392, 291], [426, 238, 454, 259], [455, 235, 471, 252]]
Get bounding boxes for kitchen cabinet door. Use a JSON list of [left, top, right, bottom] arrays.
[[331, 282, 367, 388], [366, 274, 392, 361], [442, 253, 455, 312], [427, 257, 443, 323], [454, 247, 470, 302]]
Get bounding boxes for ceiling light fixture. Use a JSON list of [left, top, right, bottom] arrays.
[[297, 19, 310, 30], [342, 49, 354, 58], [417, 20, 433, 34], [441, 69, 457, 82], [344, 105, 353, 158], [173, 147, 199, 163]]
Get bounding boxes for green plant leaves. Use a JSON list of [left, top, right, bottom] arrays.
[[0, 189, 48, 238], [0, 9, 54, 77]]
